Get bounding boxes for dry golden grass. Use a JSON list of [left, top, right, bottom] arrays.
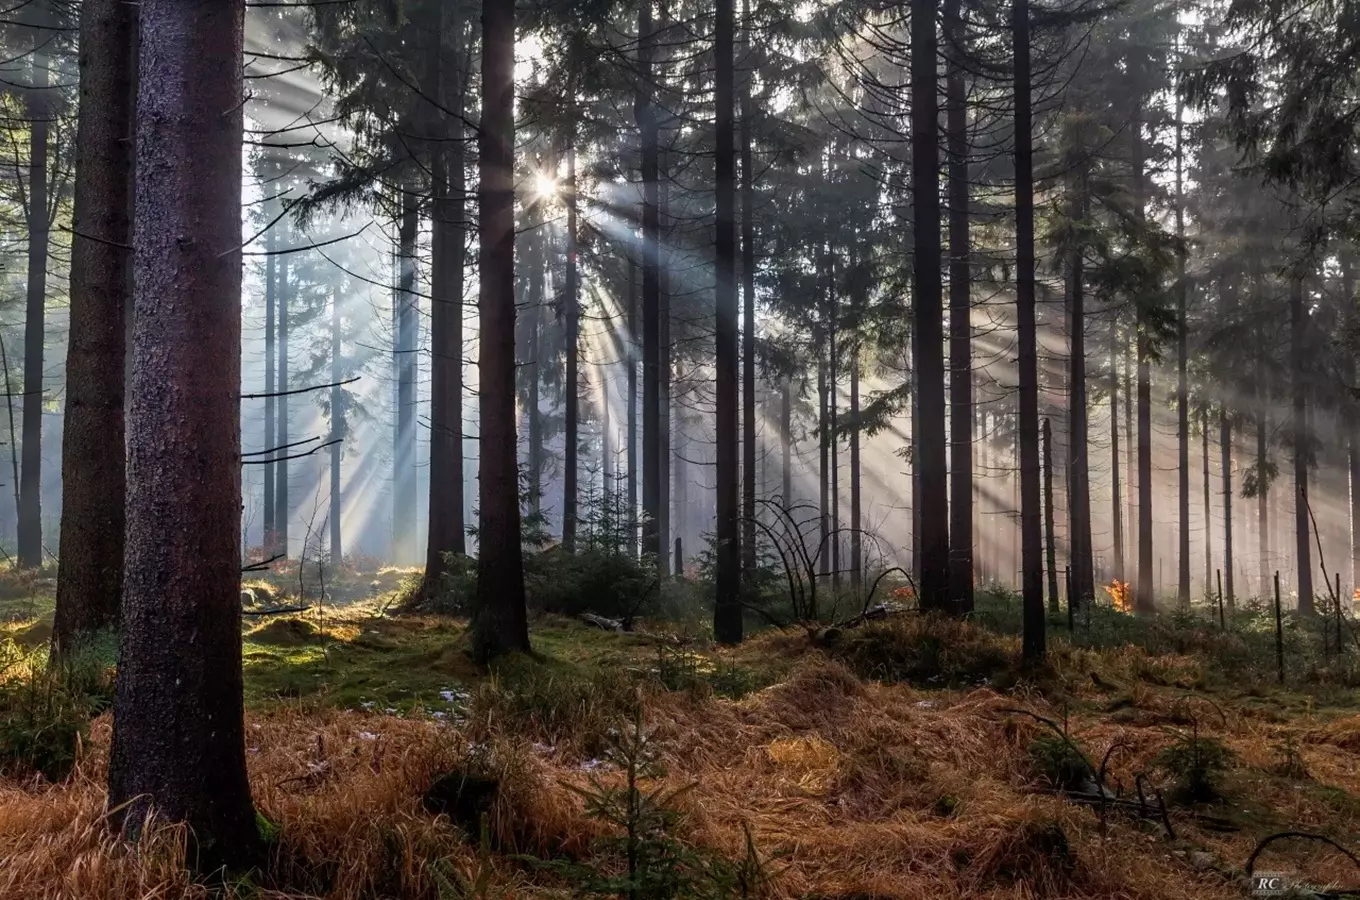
[[4, 625, 1360, 899]]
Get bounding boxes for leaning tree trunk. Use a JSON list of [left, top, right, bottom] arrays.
[[1014, 0, 1044, 661], [107, 0, 260, 865], [913, 0, 950, 612], [713, 0, 742, 644], [1292, 275, 1313, 614], [471, 0, 529, 662], [17, 27, 49, 571], [53, 0, 136, 656], [946, 0, 973, 613]]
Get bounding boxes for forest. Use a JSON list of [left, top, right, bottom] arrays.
[[4, 0, 1360, 897]]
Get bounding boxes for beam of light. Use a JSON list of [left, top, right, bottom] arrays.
[[532, 172, 559, 200]]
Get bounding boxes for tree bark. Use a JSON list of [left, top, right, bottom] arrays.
[[528, 234, 544, 514], [1066, 173, 1094, 612], [850, 354, 862, 592], [1014, 0, 1044, 661], [471, 0, 529, 661], [713, 0, 742, 644], [638, 0, 661, 567], [741, 0, 757, 576], [913, 0, 949, 611], [946, 0, 973, 613], [1292, 275, 1313, 613], [17, 24, 49, 570], [53, 0, 136, 655], [1174, 97, 1190, 606], [1133, 109, 1154, 614], [107, 0, 260, 863], [330, 289, 343, 563], [263, 216, 276, 551], [1043, 418, 1059, 611], [275, 250, 290, 557], [563, 140, 580, 552], [1202, 405, 1213, 594], [1221, 407, 1235, 609], [1110, 320, 1123, 582]]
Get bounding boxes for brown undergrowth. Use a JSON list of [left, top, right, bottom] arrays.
[[3, 618, 1360, 899]]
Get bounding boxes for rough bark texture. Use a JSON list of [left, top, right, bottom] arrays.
[[471, 0, 529, 662], [945, 0, 973, 613], [1292, 277, 1313, 614], [1203, 406, 1213, 593], [54, 0, 136, 654], [424, 13, 468, 590], [913, 0, 949, 611], [17, 26, 49, 570], [107, 0, 260, 865], [1014, 0, 1044, 661], [713, 0, 742, 644]]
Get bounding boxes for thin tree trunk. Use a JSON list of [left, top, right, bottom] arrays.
[[17, 25, 49, 570], [1222, 407, 1235, 608], [946, 0, 973, 612], [1133, 109, 1154, 614], [1125, 340, 1135, 579], [626, 257, 637, 550], [1067, 173, 1094, 611], [53, 0, 136, 654], [830, 309, 840, 591], [1110, 320, 1123, 582], [850, 354, 862, 592], [658, 165, 672, 575], [1258, 324, 1271, 597], [1043, 418, 1059, 611], [1203, 406, 1213, 594], [563, 140, 580, 552], [528, 234, 544, 514], [638, 0, 660, 566], [913, 0, 949, 611], [1175, 95, 1191, 606], [740, 0, 757, 575], [1014, 0, 1045, 661], [393, 190, 418, 564], [275, 250, 290, 558], [1292, 275, 1313, 613], [108, 0, 259, 862], [330, 289, 343, 563], [263, 217, 276, 551], [818, 357, 829, 583], [471, 0, 529, 661], [781, 376, 792, 504], [713, 0, 742, 643]]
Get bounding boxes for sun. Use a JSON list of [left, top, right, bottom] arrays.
[[532, 172, 558, 199]]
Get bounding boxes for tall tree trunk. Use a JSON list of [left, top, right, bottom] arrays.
[[1014, 0, 1044, 661], [528, 235, 544, 514], [830, 309, 840, 591], [1175, 96, 1191, 606], [638, 0, 661, 567], [850, 354, 862, 592], [17, 26, 49, 570], [1221, 408, 1235, 608], [330, 289, 343, 563], [946, 0, 973, 612], [818, 357, 829, 583], [394, 191, 418, 564], [1346, 263, 1360, 597], [1292, 275, 1313, 613], [1133, 110, 1154, 614], [658, 169, 672, 575], [1258, 326, 1270, 597], [740, 0, 757, 575], [275, 251, 290, 557], [1067, 173, 1094, 611], [1043, 418, 1059, 611], [713, 0, 742, 643], [53, 0, 136, 654], [424, 11, 467, 591], [1202, 406, 1213, 594], [1110, 321, 1123, 582], [263, 218, 276, 551], [914, 0, 949, 611], [626, 259, 637, 550], [472, 0, 529, 661], [1125, 341, 1135, 577], [107, 0, 259, 862], [563, 141, 580, 552]]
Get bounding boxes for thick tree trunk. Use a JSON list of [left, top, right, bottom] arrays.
[[424, 13, 467, 591], [1067, 176, 1094, 611], [1221, 408, 1235, 609], [107, 0, 259, 863], [913, 0, 949, 611], [740, 0, 757, 575], [1014, 0, 1044, 661], [330, 290, 343, 563], [713, 0, 742, 643], [1125, 342, 1135, 579], [1292, 276, 1313, 613], [563, 141, 580, 552], [946, 0, 973, 613], [1043, 418, 1059, 611], [17, 29, 49, 570], [394, 191, 418, 564], [472, 0, 529, 661], [53, 0, 136, 655], [275, 251, 290, 557]]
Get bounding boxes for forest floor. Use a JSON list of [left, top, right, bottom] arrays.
[[3, 572, 1360, 899]]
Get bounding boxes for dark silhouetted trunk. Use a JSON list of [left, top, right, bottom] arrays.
[[818, 357, 829, 583], [1221, 408, 1234, 608], [53, 0, 136, 655], [914, 0, 949, 611], [1133, 110, 1154, 614], [714, 0, 742, 644], [17, 26, 49, 570], [1014, 0, 1044, 661], [639, 0, 661, 566], [1203, 406, 1212, 593], [563, 141, 580, 552], [741, 0, 757, 574], [781, 376, 792, 504], [1292, 276, 1313, 614], [330, 289, 343, 562], [528, 236, 544, 513], [830, 311, 840, 591], [107, 0, 260, 863], [393, 190, 418, 563], [1043, 418, 1059, 611], [1175, 101, 1190, 606], [1067, 173, 1094, 611], [946, 0, 972, 612], [471, 0, 529, 661], [275, 251, 290, 557], [1110, 321, 1123, 582], [1257, 324, 1270, 597], [626, 258, 637, 547], [425, 9, 467, 590], [850, 355, 862, 592]]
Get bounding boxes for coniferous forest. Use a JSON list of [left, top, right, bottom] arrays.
[[6, 0, 1360, 896]]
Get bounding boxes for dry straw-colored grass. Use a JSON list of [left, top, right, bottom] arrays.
[[4, 623, 1360, 899]]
